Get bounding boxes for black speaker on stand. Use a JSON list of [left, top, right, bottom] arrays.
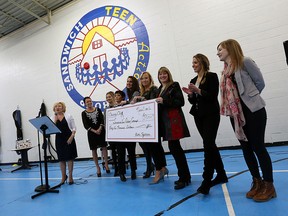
[[283, 40, 288, 66]]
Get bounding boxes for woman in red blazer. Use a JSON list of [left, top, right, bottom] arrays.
[[156, 66, 191, 190]]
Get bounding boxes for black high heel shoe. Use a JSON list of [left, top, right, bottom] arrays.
[[97, 166, 101, 177], [143, 164, 155, 179], [119, 174, 127, 182], [104, 166, 111, 174], [143, 169, 155, 179], [131, 170, 136, 180], [60, 175, 68, 185]]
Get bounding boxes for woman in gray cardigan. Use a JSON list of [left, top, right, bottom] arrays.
[[217, 39, 276, 202]]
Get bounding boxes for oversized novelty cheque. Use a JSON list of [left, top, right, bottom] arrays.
[[105, 99, 158, 142]]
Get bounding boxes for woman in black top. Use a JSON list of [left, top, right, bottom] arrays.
[[126, 76, 140, 101], [53, 102, 78, 185], [183, 54, 227, 195], [82, 97, 110, 177], [132, 72, 167, 180], [114, 90, 137, 182], [105, 91, 119, 176]]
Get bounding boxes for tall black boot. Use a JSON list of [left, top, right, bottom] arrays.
[[211, 172, 228, 186], [197, 180, 211, 195]]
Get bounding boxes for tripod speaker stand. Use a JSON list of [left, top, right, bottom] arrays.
[[29, 116, 61, 199]]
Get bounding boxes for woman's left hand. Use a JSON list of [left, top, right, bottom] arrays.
[[67, 136, 73, 144], [182, 87, 192, 95], [95, 129, 101, 135], [156, 97, 163, 104], [188, 83, 201, 94]]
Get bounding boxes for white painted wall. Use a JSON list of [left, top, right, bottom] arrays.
[[0, 0, 287, 163]]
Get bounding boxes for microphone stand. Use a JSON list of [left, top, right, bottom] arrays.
[[34, 112, 46, 192]]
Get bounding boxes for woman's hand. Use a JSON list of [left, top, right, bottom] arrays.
[[120, 100, 128, 105], [130, 97, 138, 104], [91, 127, 102, 135], [182, 87, 192, 95], [130, 96, 143, 104], [155, 97, 163, 104], [188, 83, 201, 94], [95, 128, 102, 135], [67, 134, 74, 144]]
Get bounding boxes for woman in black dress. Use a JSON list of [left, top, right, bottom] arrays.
[[82, 97, 110, 177], [53, 102, 78, 185]]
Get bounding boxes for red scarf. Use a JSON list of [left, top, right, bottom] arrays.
[[220, 64, 247, 141]]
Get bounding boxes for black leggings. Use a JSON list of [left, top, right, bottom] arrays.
[[139, 142, 154, 171], [117, 142, 137, 175], [230, 102, 273, 182], [168, 140, 191, 181], [150, 138, 167, 171], [194, 114, 225, 181]]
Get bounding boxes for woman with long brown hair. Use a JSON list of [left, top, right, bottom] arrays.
[[183, 54, 227, 195]]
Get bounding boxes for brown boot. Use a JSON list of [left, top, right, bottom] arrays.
[[246, 177, 262, 199], [253, 181, 277, 202]]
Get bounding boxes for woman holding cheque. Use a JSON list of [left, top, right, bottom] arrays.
[[132, 72, 168, 183], [155, 67, 191, 190]]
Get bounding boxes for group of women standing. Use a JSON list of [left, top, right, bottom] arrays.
[[52, 38, 276, 202]]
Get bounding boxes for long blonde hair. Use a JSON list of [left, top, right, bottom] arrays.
[[217, 39, 244, 73], [139, 71, 155, 96], [193, 53, 210, 85], [157, 66, 174, 90]]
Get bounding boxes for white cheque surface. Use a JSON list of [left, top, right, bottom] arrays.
[[105, 99, 158, 142]]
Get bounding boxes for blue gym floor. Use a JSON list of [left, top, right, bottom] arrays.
[[0, 145, 287, 216]]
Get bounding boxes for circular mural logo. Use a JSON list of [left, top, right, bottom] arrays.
[[60, 5, 150, 110]]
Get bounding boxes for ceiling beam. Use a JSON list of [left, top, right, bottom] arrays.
[[8, 0, 51, 25], [0, 9, 25, 25]]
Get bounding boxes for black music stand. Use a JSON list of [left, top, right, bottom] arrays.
[[29, 116, 61, 199]]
